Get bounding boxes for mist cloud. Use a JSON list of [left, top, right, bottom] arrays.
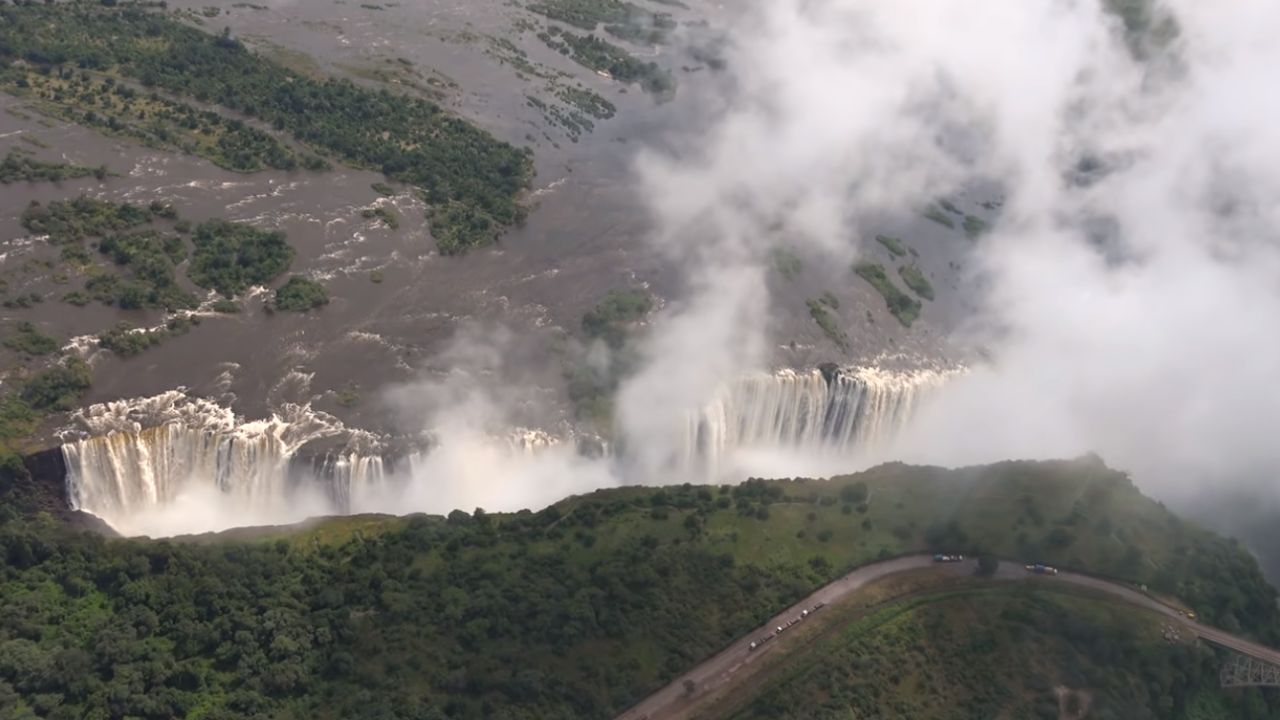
[[618, 0, 1280, 503]]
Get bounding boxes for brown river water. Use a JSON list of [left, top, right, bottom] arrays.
[[1, 0, 983, 451]]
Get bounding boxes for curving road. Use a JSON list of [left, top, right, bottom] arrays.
[[615, 555, 1280, 720], [1045, 568, 1280, 666]]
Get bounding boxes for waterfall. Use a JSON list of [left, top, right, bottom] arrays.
[[56, 392, 577, 534], [56, 366, 956, 535], [683, 365, 955, 477], [64, 423, 293, 524], [59, 391, 355, 535], [307, 452, 387, 514]]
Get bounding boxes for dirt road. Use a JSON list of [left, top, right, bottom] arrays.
[[615, 555, 1280, 720]]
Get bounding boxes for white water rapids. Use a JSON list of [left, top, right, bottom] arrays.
[[59, 366, 955, 535]]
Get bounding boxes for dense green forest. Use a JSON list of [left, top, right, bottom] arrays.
[[188, 219, 293, 297], [0, 2, 533, 252], [0, 458, 1276, 719], [734, 589, 1280, 720]]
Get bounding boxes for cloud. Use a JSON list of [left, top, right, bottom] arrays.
[[619, 0, 1280, 505]]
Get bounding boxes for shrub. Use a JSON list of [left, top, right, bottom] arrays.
[[20, 358, 91, 411], [273, 277, 329, 312], [189, 219, 294, 297], [4, 322, 59, 356], [854, 263, 921, 327], [898, 265, 934, 301], [875, 234, 906, 257]]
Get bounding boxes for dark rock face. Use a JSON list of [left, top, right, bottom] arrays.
[[20, 446, 116, 536], [19, 446, 69, 517]]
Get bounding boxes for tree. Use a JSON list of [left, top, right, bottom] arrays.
[[839, 481, 868, 505], [977, 554, 999, 577]]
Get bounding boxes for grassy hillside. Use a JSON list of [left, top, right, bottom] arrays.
[[0, 457, 1276, 719], [731, 587, 1280, 720]]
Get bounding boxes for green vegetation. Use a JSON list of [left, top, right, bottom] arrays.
[[855, 262, 921, 327], [580, 287, 652, 349], [3, 322, 59, 357], [569, 288, 652, 426], [898, 264, 934, 301], [1, 293, 43, 310], [772, 247, 802, 281], [427, 200, 501, 255], [734, 588, 1278, 720], [923, 204, 955, 229], [0, 356, 91, 464], [189, 219, 294, 297], [874, 234, 906, 257], [361, 205, 400, 229], [0, 458, 1276, 719], [20, 197, 157, 245], [15, 356, 91, 414], [604, 11, 676, 46], [526, 0, 652, 31], [97, 317, 198, 357], [963, 213, 988, 239], [96, 229, 198, 310], [556, 85, 616, 120], [526, 94, 598, 142], [4, 66, 301, 173], [370, 181, 396, 197], [21, 197, 199, 310], [0, 3, 533, 251], [806, 296, 849, 353], [0, 149, 106, 184], [272, 276, 329, 312], [210, 298, 240, 313], [538, 27, 675, 95]]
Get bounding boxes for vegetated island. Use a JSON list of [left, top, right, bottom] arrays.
[[0, 2, 534, 253], [855, 262, 921, 327], [0, 148, 108, 184], [0, 456, 1275, 719]]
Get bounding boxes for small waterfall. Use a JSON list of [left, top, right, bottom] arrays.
[[683, 365, 956, 476], [307, 452, 388, 514]]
